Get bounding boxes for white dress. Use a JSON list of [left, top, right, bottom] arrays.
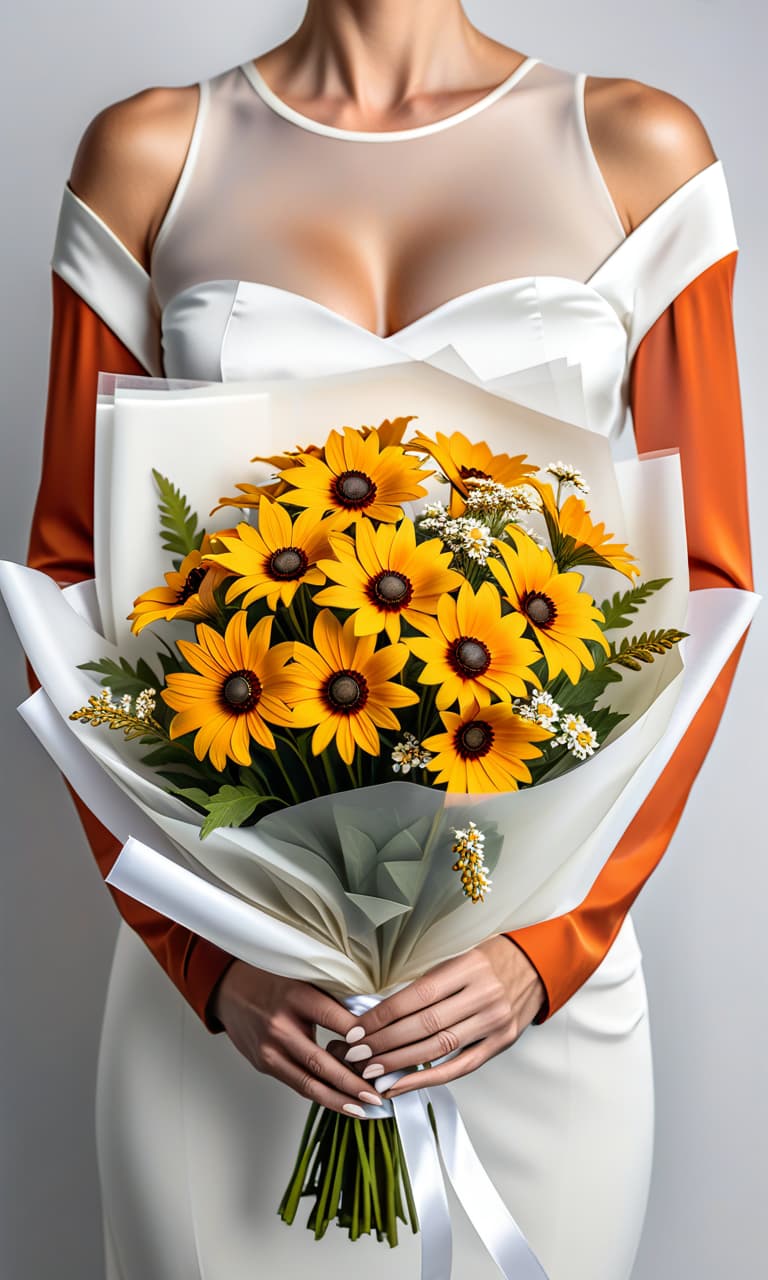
[[49, 52, 738, 1280]]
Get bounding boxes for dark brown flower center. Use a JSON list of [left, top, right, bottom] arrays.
[[325, 669, 369, 715], [368, 570, 413, 611], [455, 719, 494, 759], [521, 591, 557, 629], [332, 469, 377, 510], [268, 545, 308, 580], [449, 636, 491, 677], [459, 465, 491, 482], [222, 669, 262, 714], [176, 565, 207, 604]]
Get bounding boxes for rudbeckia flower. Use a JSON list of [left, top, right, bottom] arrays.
[[277, 426, 431, 527], [406, 581, 541, 713], [540, 485, 641, 580], [286, 610, 419, 764], [128, 536, 229, 635], [406, 429, 537, 515], [161, 612, 294, 770], [313, 518, 462, 642], [423, 700, 552, 792], [488, 530, 610, 683], [202, 499, 341, 610]]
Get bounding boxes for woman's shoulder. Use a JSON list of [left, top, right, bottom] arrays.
[[68, 80, 200, 270], [583, 71, 718, 233]]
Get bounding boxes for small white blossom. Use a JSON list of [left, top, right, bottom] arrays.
[[391, 733, 432, 774], [135, 689, 157, 721], [450, 820, 492, 903], [515, 690, 562, 729], [418, 507, 494, 564], [453, 517, 493, 563], [556, 712, 599, 760], [510, 483, 543, 513], [546, 461, 590, 494]]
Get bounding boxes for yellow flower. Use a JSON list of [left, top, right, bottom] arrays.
[[540, 485, 640, 580], [313, 519, 463, 643], [161, 612, 294, 770], [128, 536, 229, 635], [277, 426, 431, 527], [487, 531, 610, 683], [423, 700, 552, 793], [407, 429, 538, 515], [212, 418, 419, 515], [202, 499, 341, 610], [286, 610, 418, 764], [406, 580, 541, 713]]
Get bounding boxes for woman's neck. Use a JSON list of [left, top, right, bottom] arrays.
[[255, 0, 525, 122]]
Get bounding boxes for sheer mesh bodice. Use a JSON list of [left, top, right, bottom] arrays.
[[150, 57, 628, 337]]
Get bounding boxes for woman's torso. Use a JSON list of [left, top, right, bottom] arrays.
[[142, 56, 645, 449]]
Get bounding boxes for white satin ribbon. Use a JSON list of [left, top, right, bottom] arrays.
[[344, 995, 548, 1278]]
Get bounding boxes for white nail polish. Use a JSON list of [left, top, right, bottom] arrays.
[[345, 1025, 366, 1044], [358, 1091, 384, 1107], [342, 1103, 366, 1118], [362, 1063, 384, 1080], [345, 1044, 372, 1062]]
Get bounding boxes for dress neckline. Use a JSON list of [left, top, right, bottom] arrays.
[[238, 55, 540, 142]]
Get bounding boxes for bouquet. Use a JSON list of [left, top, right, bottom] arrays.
[[2, 355, 758, 1277]]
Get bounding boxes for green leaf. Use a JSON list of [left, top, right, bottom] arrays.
[[171, 783, 278, 839], [598, 578, 671, 631], [152, 468, 205, 558], [78, 654, 162, 697], [607, 628, 688, 671]]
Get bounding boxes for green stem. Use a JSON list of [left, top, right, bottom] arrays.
[[376, 1119, 398, 1246], [269, 744, 303, 805], [276, 732, 321, 798], [278, 1102, 321, 1223], [314, 1113, 340, 1238]]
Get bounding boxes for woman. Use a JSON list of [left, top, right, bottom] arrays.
[[27, 2, 754, 1277]]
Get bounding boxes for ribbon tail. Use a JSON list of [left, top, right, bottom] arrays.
[[427, 1085, 549, 1279], [393, 1090, 453, 1280]]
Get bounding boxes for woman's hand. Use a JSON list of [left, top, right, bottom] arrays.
[[211, 960, 387, 1116], [337, 938, 546, 1098]]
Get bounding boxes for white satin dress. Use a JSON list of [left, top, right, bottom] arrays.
[[50, 52, 738, 1280]]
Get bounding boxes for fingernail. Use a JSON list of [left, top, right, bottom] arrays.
[[361, 1063, 385, 1080], [342, 1103, 366, 1118], [358, 1091, 384, 1107], [344, 1044, 372, 1062], [345, 1025, 366, 1044]]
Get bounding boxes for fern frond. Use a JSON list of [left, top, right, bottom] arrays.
[[152, 468, 205, 558], [607, 628, 688, 671], [598, 578, 671, 631]]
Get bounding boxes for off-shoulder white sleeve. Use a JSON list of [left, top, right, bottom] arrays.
[[588, 159, 738, 363], [51, 184, 163, 377]]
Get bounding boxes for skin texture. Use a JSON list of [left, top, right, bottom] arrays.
[[68, 1, 719, 1113]]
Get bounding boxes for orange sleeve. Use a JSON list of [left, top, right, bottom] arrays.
[[506, 250, 755, 1022], [27, 270, 236, 1030]]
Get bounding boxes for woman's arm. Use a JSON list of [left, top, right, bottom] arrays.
[[507, 246, 754, 1021], [27, 269, 238, 1028]]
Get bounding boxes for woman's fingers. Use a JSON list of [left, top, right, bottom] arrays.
[[262, 1027, 386, 1114], [288, 983, 359, 1039], [272, 1051, 383, 1116], [286, 1028, 385, 1105], [359, 1013, 494, 1077], [356, 957, 471, 1038], [352, 988, 487, 1060], [384, 1038, 501, 1097]]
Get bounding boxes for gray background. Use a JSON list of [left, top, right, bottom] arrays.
[[1, 2, 765, 1275]]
